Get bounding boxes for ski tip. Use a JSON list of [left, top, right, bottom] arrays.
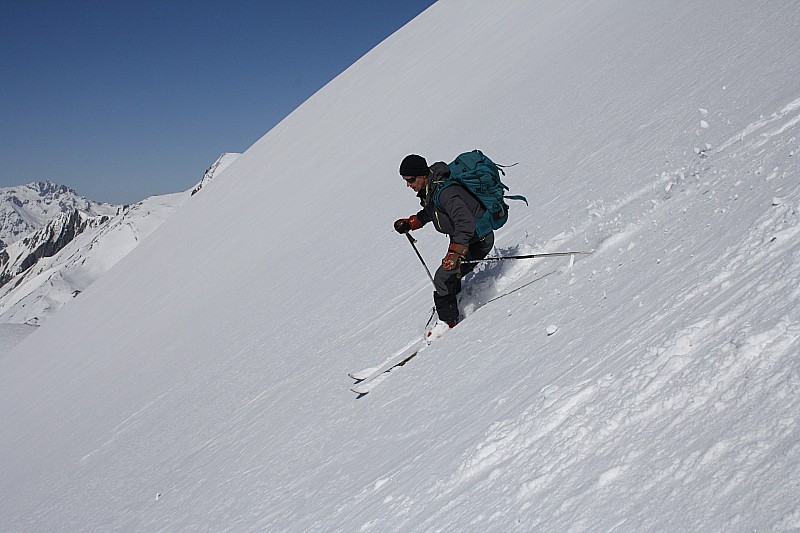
[[348, 367, 378, 381]]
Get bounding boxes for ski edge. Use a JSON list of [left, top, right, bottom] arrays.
[[350, 345, 423, 395]]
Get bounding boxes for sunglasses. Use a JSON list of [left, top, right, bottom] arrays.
[[403, 176, 419, 183]]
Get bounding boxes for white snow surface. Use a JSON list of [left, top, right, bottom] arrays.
[[2, 1, 800, 531]]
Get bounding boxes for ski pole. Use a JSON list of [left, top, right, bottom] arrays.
[[461, 250, 592, 264], [405, 232, 436, 286]]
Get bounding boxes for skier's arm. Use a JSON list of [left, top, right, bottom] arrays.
[[413, 206, 431, 225]]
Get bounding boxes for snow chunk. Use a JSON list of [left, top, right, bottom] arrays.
[[546, 325, 559, 336]]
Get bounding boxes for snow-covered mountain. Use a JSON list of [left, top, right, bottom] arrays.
[[2, 1, 799, 531], [0, 181, 118, 249], [0, 209, 112, 287], [0, 152, 239, 328]]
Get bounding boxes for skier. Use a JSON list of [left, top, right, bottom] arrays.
[[394, 154, 494, 330]]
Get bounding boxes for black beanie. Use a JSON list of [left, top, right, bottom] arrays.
[[399, 154, 429, 177]]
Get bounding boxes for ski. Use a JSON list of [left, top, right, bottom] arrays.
[[351, 347, 422, 396], [348, 367, 378, 382], [348, 338, 423, 382], [350, 341, 426, 396]]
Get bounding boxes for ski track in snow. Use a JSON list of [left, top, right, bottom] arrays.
[[447, 99, 799, 530], [341, 95, 800, 531]]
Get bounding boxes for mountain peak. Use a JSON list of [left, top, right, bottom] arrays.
[[0, 180, 119, 249], [27, 180, 73, 196]]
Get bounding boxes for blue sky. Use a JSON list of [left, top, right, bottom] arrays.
[[1, 0, 436, 204]]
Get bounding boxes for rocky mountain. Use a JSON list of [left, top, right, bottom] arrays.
[[0, 209, 111, 290], [0, 153, 240, 327], [0, 181, 119, 249]]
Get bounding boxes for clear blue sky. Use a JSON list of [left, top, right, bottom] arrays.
[[1, 0, 436, 204]]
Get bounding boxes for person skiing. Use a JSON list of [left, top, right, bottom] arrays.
[[394, 154, 494, 329]]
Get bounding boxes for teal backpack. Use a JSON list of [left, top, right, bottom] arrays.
[[433, 150, 528, 237]]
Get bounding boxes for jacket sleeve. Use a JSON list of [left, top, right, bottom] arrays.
[[439, 187, 477, 245], [415, 206, 432, 225]]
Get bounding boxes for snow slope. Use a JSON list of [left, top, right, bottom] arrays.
[[0, 152, 239, 330], [2, 1, 799, 530]]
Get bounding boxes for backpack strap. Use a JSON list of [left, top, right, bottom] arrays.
[[431, 179, 462, 213], [495, 161, 519, 176], [504, 193, 529, 206]]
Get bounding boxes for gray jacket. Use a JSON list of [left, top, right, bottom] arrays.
[[415, 162, 487, 246]]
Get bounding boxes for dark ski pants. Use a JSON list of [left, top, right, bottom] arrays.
[[433, 232, 494, 323]]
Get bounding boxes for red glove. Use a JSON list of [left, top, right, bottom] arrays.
[[442, 243, 469, 271], [394, 215, 423, 234]]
